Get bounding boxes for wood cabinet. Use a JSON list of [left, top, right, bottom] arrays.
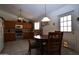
[[26, 23, 32, 29], [23, 23, 27, 29], [4, 21, 15, 29], [23, 23, 32, 29], [4, 32, 16, 41], [4, 20, 33, 42], [4, 21, 33, 29]]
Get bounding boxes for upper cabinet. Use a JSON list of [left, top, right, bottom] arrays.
[[4, 21, 16, 29], [4, 21, 33, 29], [25, 23, 32, 29]]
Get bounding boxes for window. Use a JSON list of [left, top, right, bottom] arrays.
[[60, 15, 72, 32], [34, 22, 40, 30]]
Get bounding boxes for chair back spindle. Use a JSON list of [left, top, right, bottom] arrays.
[[47, 32, 63, 55]]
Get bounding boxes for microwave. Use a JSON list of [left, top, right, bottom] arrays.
[[15, 25, 23, 29]]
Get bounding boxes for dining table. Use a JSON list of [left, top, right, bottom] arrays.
[[34, 35, 48, 54]]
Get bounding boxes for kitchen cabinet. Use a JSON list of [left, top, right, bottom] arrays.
[[4, 32, 16, 41], [4, 20, 33, 41]]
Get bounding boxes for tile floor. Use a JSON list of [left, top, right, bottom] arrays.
[[0, 39, 79, 55], [1, 40, 29, 55]]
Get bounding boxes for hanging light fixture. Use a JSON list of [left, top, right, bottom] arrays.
[[41, 4, 50, 22], [17, 8, 24, 21]]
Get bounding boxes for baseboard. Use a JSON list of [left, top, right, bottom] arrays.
[[0, 47, 4, 53], [64, 47, 79, 54]]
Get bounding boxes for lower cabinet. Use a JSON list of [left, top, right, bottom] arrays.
[[4, 32, 34, 42], [4, 32, 16, 42]]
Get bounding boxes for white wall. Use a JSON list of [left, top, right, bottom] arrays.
[[43, 4, 79, 52], [0, 10, 17, 20]]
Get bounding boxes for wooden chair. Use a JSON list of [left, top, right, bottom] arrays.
[[46, 32, 63, 55], [55, 31, 61, 33], [28, 33, 41, 54], [28, 38, 37, 54], [23, 32, 35, 54]]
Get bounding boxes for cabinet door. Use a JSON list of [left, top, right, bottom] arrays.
[[4, 21, 10, 29], [4, 33, 16, 41], [4, 21, 15, 29], [23, 23, 27, 29], [23, 23, 32, 29], [26, 23, 32, 29]]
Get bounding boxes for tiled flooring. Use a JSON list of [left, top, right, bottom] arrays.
[[1, 40, 29, 55], [0, 39, 79, 55]]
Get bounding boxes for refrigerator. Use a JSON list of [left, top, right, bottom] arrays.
[[0, 17, 4, 52]]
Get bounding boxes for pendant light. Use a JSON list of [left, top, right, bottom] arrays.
[[17, 8, 24, 21], [41, 4, 50, 22]]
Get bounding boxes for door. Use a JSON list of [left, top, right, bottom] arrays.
[[0, 18, 4, 52]]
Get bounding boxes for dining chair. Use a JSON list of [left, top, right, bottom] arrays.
[[23, 32, 34, 54], [55, 31, 61, 33], [46, 32, 63, 55], [28, 34, 41, 54], [28, 38, 37, 54], [23, 32, 35, 54]]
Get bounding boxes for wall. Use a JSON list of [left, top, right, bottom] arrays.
[[0, 10, 17, 20], [43, 4, 79, 52]]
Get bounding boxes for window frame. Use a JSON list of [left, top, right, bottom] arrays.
[[34, 21, 40, 30], [58, 11, 74, 33]]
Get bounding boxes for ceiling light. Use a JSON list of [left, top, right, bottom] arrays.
[[41, 4, 50, 22], [17, 8, 24, 21]]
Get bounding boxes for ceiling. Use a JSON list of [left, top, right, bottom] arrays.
[[0, 4, 66, 20]]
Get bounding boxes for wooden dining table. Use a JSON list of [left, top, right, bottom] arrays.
[[34, 35, 48, 54]]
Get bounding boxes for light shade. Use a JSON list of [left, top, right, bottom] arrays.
[[17, 8, 24, 21], [17, 17, 24, 20], [41, 17, 50, 22]]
